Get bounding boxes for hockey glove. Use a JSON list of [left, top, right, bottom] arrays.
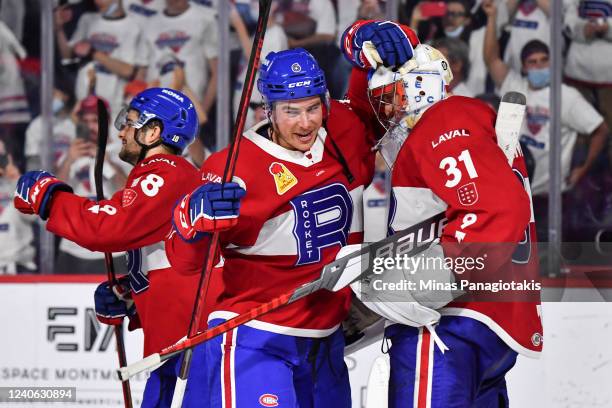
[[341, 20, 419, 69], [172, 181, 246, 241], [14, 170, 72, 220], [94, 276, 136, 326]]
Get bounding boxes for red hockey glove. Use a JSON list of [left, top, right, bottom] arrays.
[[14, 170, 72, 220]]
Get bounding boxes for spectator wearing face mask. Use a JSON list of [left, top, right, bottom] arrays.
[[409, 0, 473, 41], [484, 0, 609, 239], [24, 83, 76, 172], [410, 0, 489, 94]]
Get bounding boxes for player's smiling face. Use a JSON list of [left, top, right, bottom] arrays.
[[118, 109, 143, 165], [271, 96, 323, 152]]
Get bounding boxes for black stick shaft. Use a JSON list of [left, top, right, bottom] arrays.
[[95, 100, 133, 408], [175, 0, 274, 391]]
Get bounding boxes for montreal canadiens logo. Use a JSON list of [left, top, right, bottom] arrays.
[[291, 62, 301, 72], [531, 332, 542, 347], [259, 393, 279, 407]]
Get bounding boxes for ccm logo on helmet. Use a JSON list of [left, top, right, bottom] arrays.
[[259, 394, 279, 407], [288, 80, 311, 88], [161, 89, 184, 102]]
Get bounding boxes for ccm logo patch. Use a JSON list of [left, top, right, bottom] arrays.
[[259, 394, 279, 407], [288, 80, 311, 88]]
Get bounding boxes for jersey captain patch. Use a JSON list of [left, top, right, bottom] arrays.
[[269, 162, 298, 195]]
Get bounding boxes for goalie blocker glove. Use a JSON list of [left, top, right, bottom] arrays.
[[94, 276, 137, 326], [341, 20, 420, 69], [172, 181, 246, 241], [13, 170, 72, 220]]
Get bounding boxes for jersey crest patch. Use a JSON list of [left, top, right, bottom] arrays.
[[269, 162, 298, 195], [290, 183, 353, 265], [122, 189, 138, 207], [457, 182, 479, 206], [259, 393, 279, 407]]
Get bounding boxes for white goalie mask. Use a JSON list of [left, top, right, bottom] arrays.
[[368, 44, 453, 131], [369, 44, 453, 167]]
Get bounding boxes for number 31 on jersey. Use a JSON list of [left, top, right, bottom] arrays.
[[439, 149, 478, 188]]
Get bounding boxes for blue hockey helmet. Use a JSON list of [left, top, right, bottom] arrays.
[[117, 87, 198, 153], [257, 48, 328, 106]]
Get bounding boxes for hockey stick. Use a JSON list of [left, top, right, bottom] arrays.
[[119, 211, 446, 380], [170, 1, 273, 406], [95, 99, 133, 408], [495, 92, 526, 165]]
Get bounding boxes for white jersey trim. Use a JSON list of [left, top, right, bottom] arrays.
[[208, 310, 340, 338], [350, 185, 364, 234], [226, 186, 364, 256], [440, 307, 542, 358], [142, 241, 170, 272], [244, 120, 327, 166], [226, 210, 296, 256], [390, 186, 448, 233]]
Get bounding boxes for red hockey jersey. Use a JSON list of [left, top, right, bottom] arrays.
[[47, 154, 204, 356], [166, 98, 378, 337], [389, 96, 543, 357]]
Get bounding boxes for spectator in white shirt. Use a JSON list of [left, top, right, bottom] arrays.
[[484, 0, 609, 239], [24, 83, 76, 172], [0, 141, 35, 274], [431, 37, 475, 97], [564, 0, 612, 161], [55, 0, 147, 116], [54, 95, 128, 274]]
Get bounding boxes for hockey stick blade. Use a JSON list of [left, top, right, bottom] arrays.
[[495, 92, 526, 166], [118, 212, 445, 380]]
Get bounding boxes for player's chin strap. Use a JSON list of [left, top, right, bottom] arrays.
[[320, 94, 354, 184], [321, 120, 355, 184], [134, 128, 163, 163]]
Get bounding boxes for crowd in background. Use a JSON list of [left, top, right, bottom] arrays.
[[0, 0, 610, 274]]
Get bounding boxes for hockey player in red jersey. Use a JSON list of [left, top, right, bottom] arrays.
[[341, 21, 543, 407], [166, 44, 415, 407], [13, 88, 217, 407]]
